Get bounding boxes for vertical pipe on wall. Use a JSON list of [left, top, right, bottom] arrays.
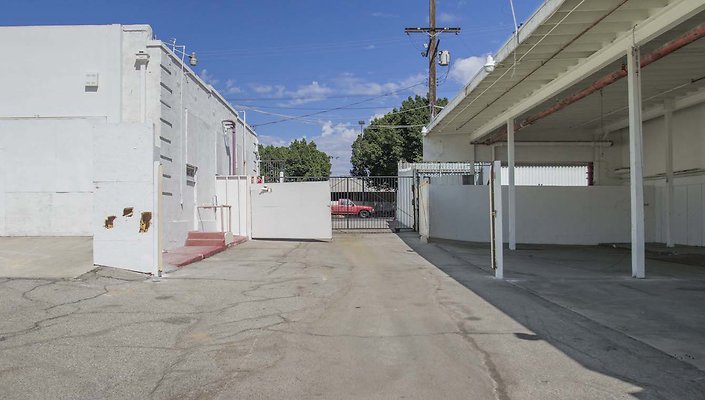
[[139, 63, 147, 123], [627, 45, 646, 279], [664, 99, 675, 248], [507, 118, 516, 251], [135, 51, 150, 124], [214, 123, 218, 177]]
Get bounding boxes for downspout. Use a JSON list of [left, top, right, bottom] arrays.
[[482, 21, 705, 144], [135, 51, 150, 123], [179, 50, 187, 206], [235, 123, 237, 175]]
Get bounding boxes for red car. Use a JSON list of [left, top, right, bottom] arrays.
[[331, 199, 374, 218]]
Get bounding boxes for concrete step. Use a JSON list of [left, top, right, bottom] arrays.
[[187, 231, 226, 240], [185, 238, 226, 247], [164, 234, 248, 269]]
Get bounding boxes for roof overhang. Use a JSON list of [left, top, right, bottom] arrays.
[[427, 0, 705, 144]]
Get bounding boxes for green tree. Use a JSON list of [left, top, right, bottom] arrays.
[[258, 139, 331, 178], [350, 95, 447, 176]]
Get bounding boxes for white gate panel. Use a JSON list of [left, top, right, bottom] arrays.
[[251, 182, 331, 240], [215, 176, 249, 237]]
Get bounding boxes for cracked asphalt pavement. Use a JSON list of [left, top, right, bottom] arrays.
[[0, 233, 692, 399]]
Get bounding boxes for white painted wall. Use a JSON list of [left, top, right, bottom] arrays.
[[0, 119, 97, 236], [0, 24, 260, 271], [424, 99, 705, 246], [423, 134, 474, 162], [612, 101, 705, 246], [0, 25, 123, 122], [146, 42, 259, 250], [250, 182, 332, 240], [92, 124, 156, 273], [428, 184, 656, 245], [215, 176, 250, 237]]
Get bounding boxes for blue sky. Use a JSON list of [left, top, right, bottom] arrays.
[[2, 0, 543, 174]]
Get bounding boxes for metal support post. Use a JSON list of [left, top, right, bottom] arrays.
[[490, 160, 504, 279], [507, 119, 516, 250], [627, 45, 646, 278], [664, 99, 675, 248]]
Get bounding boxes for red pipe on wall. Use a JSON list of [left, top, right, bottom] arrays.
[[482, 21, 705, 145]]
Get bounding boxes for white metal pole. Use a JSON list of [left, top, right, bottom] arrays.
[[493, 160, 504, 279], [139, 64, 147, 123], [664, 99, 675, 248], [507, 119, 516, 251], [214, 124, 218, 176], [627, 46, 646, 279], [241, 112, 247, 176]]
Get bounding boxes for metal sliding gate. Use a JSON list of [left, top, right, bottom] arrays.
[[281, 176, 416, 231]]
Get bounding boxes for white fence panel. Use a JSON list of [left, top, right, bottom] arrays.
[[251, 181, 332, 240], [215, 176, 249, 237]]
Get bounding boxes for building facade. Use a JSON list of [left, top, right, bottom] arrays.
[[0, 24, 258, 272]]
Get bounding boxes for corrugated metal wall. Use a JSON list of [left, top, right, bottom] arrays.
[[501, 165, 588, 186]]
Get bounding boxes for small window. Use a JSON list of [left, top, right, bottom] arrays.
[[462, 175, 474, 185], [186, 164, 197, 186]]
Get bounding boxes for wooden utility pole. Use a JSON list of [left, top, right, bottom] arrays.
[[405, 0, 460, 118]]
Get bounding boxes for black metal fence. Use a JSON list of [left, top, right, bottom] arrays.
[[282, 176, 416, 231]]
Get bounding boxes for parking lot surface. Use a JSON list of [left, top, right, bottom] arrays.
[[1, 233, 703, 399]]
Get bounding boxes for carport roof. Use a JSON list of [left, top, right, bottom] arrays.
[[427, 0, 705, 143]]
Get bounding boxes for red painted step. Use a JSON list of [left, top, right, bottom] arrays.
[[162, 232, 249, 269], [185, 231, 226, 247], [187, 231, 226, 240]]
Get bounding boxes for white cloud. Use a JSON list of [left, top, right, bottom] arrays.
[[250, 73, 426, 108], [199, 69, 219, 86], [439, 12, 460, 23], [251, 84, 273, 94], [288, 81, 333, 104], [258, 134, 289, 147], [369, 111, 389, 123], [335, 73, 426, 97], [450, 55, 485, 85], [313, 121, 360, 175], [259, 121, 360, 175], [224, 79, 242, 95]]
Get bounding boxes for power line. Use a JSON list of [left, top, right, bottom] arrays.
[[227, 91, 415, 102], [252, 82, 426, 128], [241, 104, 429, 125], [198, 37, 408, 55], [233, 104, 398, 111], [230, 82, 425, 104]]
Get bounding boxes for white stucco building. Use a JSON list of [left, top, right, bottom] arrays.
[[0, 24, 258, 273], [422, 0, 705, 278]]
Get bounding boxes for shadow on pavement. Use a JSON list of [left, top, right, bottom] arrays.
[[396, 231, 705, 400]]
